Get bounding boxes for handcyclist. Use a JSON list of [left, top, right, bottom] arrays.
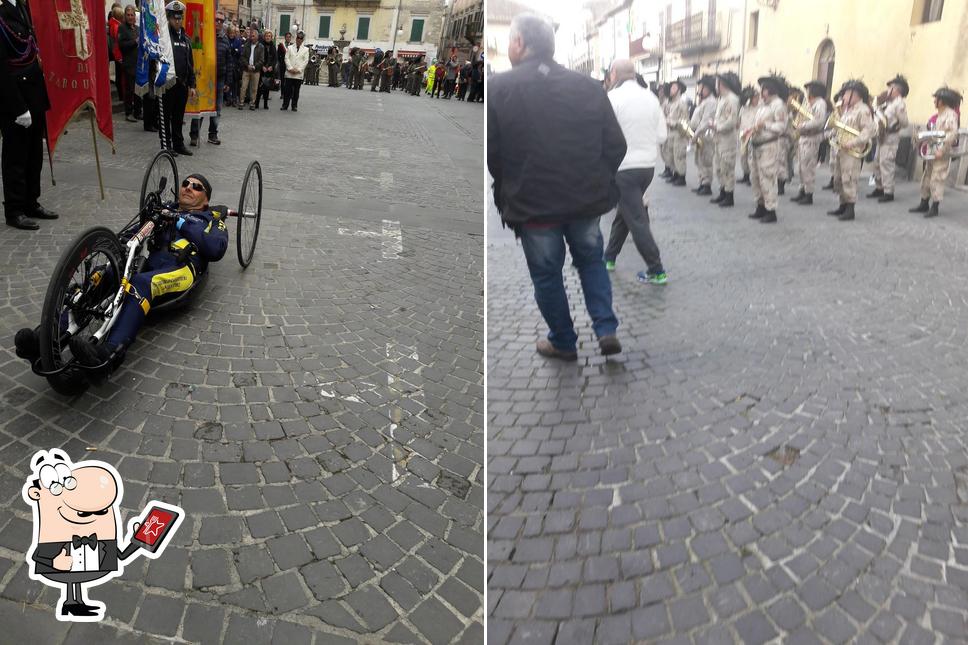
[[15, 173, 228, 374]]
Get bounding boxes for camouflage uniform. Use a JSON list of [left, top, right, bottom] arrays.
[[797, 98, 828, 195], [713, 92, 740, 192], [690, 93, 717, 187], [749, 96, 789, 211], [920, 106, 959, 203], [667, 94, 689, 177], [836, 101, 876, 204], [738, 101, 757, 179], [873, 95, 909, 195]]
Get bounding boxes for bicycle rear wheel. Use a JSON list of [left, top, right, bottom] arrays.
[[236, 160, 263, 268], [140, 150, 179, 211], [39, 227, 124, 395]]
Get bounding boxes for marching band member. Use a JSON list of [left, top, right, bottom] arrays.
[[910, 87, 962, 218], [791, 81, 828, 206], [746, 73, 789, 224], [737, 86, 758, 185], [659, 84, 673, 179], [690, 75, 718, 195], [777, 87, 803, 196], [826, 80, 876, 221], [824, 84, 847, 195], [868, 75, 910, 202], [666, 79, 689, 186], [710, 72, 741, 207]]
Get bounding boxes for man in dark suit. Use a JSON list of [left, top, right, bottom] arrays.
[[25, 451, 142, 618], [0, 0, 59, 230]]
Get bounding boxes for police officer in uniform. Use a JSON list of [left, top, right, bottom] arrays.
[[1, 0, 58, 230], [161, 1, 196, 156]]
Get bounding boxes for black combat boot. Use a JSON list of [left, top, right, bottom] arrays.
[[791, 187, 805, 203], [748, 202, 766, 219], [760, 209, 777, 223], [696, 184, 712, 195], [838, 203, 855, 221], [867, 187, 884, 198], [719, 191, 734, 207], [710, 188, 726, 204], [877, 193, 894, 202], [822, 178, 834, 191], [798, 193, 813, 205], [925, 201, 940, 218], [909, 198, 929, 213], [777, 179, 786, 195], [739, 173, 750, 185], [666, 171, 678, 183], [827, 202, 846, 216], [673, 174, 687, 186], [661, 168, 672, 179]]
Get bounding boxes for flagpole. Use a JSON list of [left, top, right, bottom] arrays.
[[43, 121, 56, 187], [88, 107, 105, 200]]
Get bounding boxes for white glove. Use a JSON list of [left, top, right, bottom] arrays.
[[15, 111, 32, 128]]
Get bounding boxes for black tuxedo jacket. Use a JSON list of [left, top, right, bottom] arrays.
[[0, 0, 50, 122], [32, 538, 139, 575]]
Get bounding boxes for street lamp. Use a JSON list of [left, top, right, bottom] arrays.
[[389, 0, 403, 53]]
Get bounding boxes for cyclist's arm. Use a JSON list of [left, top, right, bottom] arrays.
[[178, 214, 228, 261]]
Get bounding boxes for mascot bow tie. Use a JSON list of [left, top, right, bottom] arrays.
[[72, 534, 97, 549]]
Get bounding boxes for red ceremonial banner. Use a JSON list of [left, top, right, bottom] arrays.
[[31, 0, 114, 156]]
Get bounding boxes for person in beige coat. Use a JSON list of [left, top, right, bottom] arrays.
[[281, 31, 310, 111], [710, 72, 741, 207], [868, 75, 910, 202], [689, 75, 718, 195], [826, 79, 876, 221], [665, 79, 689, 186], [737, 87, 758, 185], [791, 81, 828, 206], [910, 87, 962, 218], [746, 73, 790, 224]]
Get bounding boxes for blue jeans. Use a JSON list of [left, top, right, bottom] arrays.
[[519, 217, 619, 352], [189, 89, 222, 139]]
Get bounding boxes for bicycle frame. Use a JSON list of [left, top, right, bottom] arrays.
[[91, 216, 159, 342]]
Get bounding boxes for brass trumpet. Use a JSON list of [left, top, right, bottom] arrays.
[[913, 128, 968, 160], [788, 98, 814, 142], [828, 118, 872, 159], [675, 118, 696, 140]]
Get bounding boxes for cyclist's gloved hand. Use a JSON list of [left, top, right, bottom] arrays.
[[15, 111, 32, 128]]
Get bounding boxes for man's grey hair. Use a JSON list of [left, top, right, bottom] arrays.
[[510, 13, 555, 59]]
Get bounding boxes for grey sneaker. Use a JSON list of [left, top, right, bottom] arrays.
[[598, 335, 622, 356], [536, 339, 578, 361]]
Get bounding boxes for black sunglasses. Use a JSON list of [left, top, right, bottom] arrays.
[[215, 18, 224, 22], [182, 179, 205, 192]]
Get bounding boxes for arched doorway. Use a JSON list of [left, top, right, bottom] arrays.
[[815, 39, 835, 96]]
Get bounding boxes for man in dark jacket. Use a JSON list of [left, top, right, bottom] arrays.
[[161, 1, 196, 155], [118, 5, 140, 121], [190, 11, 229, 145], [488, 14, 627, 361], [0, 0, 58, 230]]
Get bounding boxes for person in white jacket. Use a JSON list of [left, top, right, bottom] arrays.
[[282, 31, 310, 111], [603, 59, 669, 285]]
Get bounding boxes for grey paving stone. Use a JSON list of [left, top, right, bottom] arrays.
[[409, 596, 464, 645]]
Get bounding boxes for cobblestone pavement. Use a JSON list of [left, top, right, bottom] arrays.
[[0, 86, 483, 643], [487, 160, 968, 644]]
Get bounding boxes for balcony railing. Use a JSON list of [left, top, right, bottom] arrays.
[[665, 11, 720, 54]]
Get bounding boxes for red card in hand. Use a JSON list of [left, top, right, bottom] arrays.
[[131, 506, 180, 553]]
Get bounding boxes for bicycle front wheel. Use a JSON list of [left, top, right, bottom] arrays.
[[39, 227, 123, 395], [140, 150, 179, 212], [236, 160, 263, 268]]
